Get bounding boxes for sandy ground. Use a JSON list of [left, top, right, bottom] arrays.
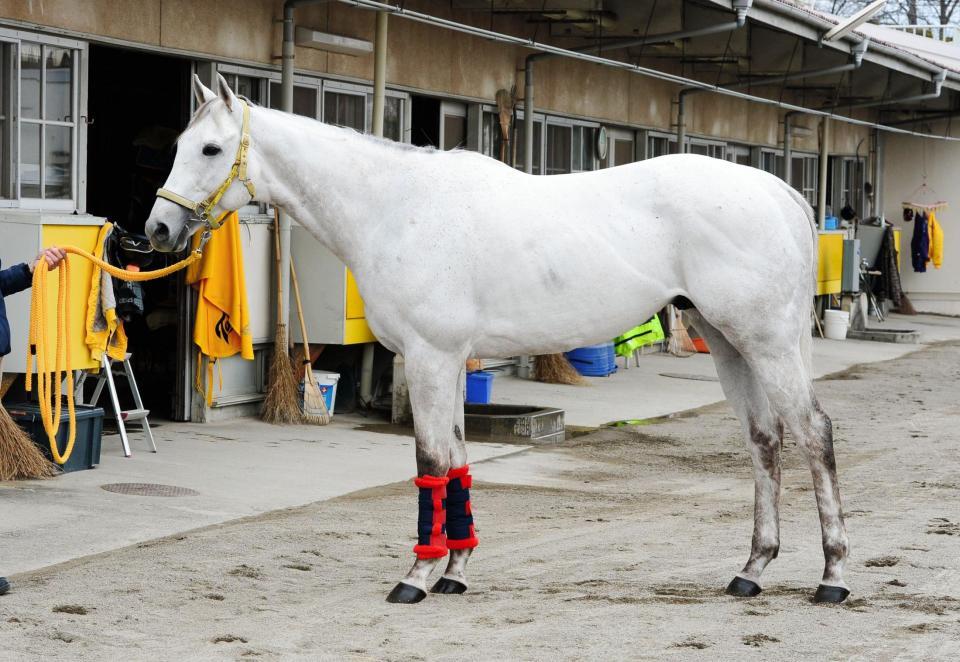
[[2, 343, 960, 661]]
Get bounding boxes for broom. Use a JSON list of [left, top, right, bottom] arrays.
[[289, 257, 330, 425], [0, 373, 58, 480], [533, 354, 585, 385], [667, 306, 697, 357], [260, 210, 301, 424]]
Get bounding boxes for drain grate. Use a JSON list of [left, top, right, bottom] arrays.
[[100, 483, 199, 497]]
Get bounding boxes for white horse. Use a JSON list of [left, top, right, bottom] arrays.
[[146, 74, 850, 605]]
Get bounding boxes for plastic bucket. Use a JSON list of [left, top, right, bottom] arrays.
[[823, 309, 849, 341], [465, 371, 494, 404], [311, 371, 340, 415]]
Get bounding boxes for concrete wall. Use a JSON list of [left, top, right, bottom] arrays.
[[883, 124, 960, 314], [0, 0, 873, 153]]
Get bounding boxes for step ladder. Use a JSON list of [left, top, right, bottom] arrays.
[[76, 353, 156, 457]]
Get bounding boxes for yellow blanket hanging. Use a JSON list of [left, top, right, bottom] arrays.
[[928, 211, 943, 269], [185, 212, 254, 405], [85, 222, 129, 364]]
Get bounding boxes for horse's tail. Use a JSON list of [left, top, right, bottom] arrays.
[[776, 180, 817, 377]]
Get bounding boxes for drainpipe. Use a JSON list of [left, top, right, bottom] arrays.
[[826, 69, 946, 111], [783, 111, 795, 184], [523, 54, 543, 175], [360, 10, 388, 408], [279, 0, 332, 336], [818, 117, 830, 230], [581, 0, 752, 53], [873, 127, 883, 221], [729, 38, 868, 90], [677, 91, 688, 153]]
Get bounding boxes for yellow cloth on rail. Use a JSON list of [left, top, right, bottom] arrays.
[[928, 210, 943, 269], [185, 212, 253, 405], [84, 222, 129, 364]]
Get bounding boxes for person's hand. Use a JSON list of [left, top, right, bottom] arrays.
[[30, 247, 68, 273]]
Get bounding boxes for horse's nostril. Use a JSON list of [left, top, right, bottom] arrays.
[[153, 222, 170, 240]]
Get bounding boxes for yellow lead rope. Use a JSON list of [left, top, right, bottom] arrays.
[[25, 242, 205, 465]]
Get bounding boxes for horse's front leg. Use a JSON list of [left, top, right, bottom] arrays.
[[431, 367, 477, 594], [386, 349, 473, 604]]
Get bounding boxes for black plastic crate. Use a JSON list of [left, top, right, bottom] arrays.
[[5, 403, 104, 473]]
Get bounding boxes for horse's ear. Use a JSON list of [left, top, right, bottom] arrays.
[[215, 72, 237, 111], [192, 74, 216, 107]]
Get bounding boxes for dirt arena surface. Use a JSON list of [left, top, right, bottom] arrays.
[[2, 343, 959, 660]]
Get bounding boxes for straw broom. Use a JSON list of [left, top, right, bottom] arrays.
[[533, 354, 585, 385], [667, 306, 698, 357], [290, 257, 330, 425], [260, 210, 301, 424], [0, 373, 58, 480]]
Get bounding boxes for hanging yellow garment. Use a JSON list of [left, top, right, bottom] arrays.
[[928, 211, 943, 269], [84, 222, 129, 363], [185, 212, 254, 405]]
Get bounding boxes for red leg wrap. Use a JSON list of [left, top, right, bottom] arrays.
[[413, 475, 449, 560], [445, 465, 479, 550]]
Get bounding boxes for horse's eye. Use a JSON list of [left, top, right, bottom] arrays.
[[202, 144, 221, 156]]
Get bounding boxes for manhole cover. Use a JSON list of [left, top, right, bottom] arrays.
[[100, 483, 199, 497]]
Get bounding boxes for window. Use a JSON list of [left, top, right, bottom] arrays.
[[760, 150, 784, 178], [269, 81, 319, 118], [791, 154, 819, 207], [833, 156, 865, 217], [726, 144, 751, 167], [440, 102, 466, 151], [482, 111, 541, 172], [0, 38, 79, 207], [689, 141, 725, 159], [647, 134, 677, 158], [546, 124, 571, 175]]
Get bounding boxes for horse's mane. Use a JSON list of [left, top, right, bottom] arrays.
[[180, 95, 490, 162]]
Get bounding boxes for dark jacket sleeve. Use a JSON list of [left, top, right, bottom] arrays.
[[0, 262, 33, 297]]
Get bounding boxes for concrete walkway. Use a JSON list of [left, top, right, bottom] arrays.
[[494, 313, 960, 427], [0, 420, 521, 576], [3, 313, 956, 577]]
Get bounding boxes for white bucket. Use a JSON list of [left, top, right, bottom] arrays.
[[311, 371, 340, 415], [823, 309, 849, 341]]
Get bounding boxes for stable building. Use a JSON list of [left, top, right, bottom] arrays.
[[0, 0, 958, 423]]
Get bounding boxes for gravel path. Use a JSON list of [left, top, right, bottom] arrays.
[[2, 342, 959, 660]]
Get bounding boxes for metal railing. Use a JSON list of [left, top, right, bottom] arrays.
[[888, 24, 958, 42]]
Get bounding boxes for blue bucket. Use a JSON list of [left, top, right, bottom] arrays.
[[465, 371, 494, 404], [565, 343, 617, 377]]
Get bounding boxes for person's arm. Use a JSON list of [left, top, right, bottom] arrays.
[[0, 247, 67, 297], [0, 262, 32, 297]]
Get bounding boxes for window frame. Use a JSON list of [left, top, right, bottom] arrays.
[[0, 28, 85, 212], [480, 106, 546, 173]]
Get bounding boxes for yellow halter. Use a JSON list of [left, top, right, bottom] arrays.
[[156, 99, 256, 231]]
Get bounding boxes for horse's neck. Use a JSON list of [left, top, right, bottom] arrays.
[[251, 107, 403, 264]]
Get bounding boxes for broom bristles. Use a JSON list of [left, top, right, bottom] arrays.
[[533, 353, 585, 385], [260, 324, 302, 424], [300, 368, 331, 425], [0, 404, 58, 480]]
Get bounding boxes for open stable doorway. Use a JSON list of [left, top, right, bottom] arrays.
[[85, 45, 192, 420]]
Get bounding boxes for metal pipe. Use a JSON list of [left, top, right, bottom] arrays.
[[817, 117, 830, 230], [873, 128, 883, 220], [524, 55, 535, 174], [371, 11, 388, 137], [576, 0, 751, 53], [828, 70, 946, 110], [335, 0, 960, 143], [279, 3, 298, 330], [783, 112, 795, 184], [677, 92, 687, 153], [360, 10, 389, 407]]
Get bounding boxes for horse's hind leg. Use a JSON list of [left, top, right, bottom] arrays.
[[745, 345, 850, 603], [386, 347, 461, 604], [431, 367, 478, 595], [688, 312, 782, 597]]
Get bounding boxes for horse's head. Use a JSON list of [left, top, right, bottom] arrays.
[[145, 74, 256, 252]]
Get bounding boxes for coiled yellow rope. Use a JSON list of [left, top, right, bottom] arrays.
[[25, 242, 204, 465]]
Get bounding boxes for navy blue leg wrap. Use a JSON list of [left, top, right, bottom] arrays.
[[446, 466, 478, 550]]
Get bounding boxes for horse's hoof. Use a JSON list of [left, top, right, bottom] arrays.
[[813, 584, 850, 604], [725, 576, 762, 597], [430, 577, 467, 594], [386, 582, 427, 604]]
